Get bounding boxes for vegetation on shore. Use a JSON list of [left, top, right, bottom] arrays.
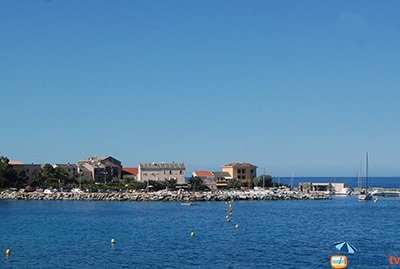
[[1, 156, 284, 192]]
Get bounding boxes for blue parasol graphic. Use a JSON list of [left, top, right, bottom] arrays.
[[334, 242, 357, 254]]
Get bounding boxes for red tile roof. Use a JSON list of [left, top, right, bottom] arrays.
[[123, 167, 138, 175], [193, 171, 214, 177]]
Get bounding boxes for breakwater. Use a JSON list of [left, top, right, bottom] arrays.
[[0, 189, 330, 201]]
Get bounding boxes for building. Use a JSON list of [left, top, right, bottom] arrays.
[[9, 160, 41, 181], [138, 163, 185, 184], [192, 171, 231, 190], [192, 171, 215, 189], [213, 171, 231, 188], [222, 162, 257, 188], [53, 163, 78, 179], [78, 156, 122, 183], [122, 167, 138, 180], [9, 161, 77, 181], [299, 182, 334, 194]]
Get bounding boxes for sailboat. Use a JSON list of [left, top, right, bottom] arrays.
[[358, 152, 373, 201]]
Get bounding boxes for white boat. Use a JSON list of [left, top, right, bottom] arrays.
[[358, 152, 373, 201], [371, 189, 384, 196], [335, 187, 352, 196], [358, 190, 372, 201]]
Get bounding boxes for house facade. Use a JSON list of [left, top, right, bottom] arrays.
[[77, 156, 122, 182], [122, 167, 138, 180], [192, 171, 231, 189], [213, 171, 231, 188], [222, 162, 257, 188], [192, 171, 215, 189], [138, 163, 185, 184]]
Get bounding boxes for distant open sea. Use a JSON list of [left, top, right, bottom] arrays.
[[276, 177, 400, 188], [2, 197, 400, 268]]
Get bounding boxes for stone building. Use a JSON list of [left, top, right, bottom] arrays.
[[138, 162, 185, 184], [78, 156, 122, 183]]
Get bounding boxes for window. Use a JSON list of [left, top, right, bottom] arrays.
[[170, 170, 172, 174]]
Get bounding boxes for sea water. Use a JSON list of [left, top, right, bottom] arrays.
[[1, 197, 400, 269]]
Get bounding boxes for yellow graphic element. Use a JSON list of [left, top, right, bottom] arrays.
[[330, 255, 348, 269]]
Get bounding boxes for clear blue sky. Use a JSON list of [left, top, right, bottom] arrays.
[[1, 0, 399, 176]]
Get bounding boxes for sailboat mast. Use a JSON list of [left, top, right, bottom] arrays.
[[366, 152, 369, 190]]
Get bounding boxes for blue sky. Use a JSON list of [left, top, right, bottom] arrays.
[[1, 0, 399, 176]]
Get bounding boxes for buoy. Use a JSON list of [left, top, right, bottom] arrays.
[[5, 249, 11, 256], [190, 231, 195, 237], [235, 224, 240, 229], [111, 239, 116, 245], [374, 197, 379, 203], [226, 218, 231, 223]]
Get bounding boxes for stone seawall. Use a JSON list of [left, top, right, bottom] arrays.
[[0, 189, 330, 201]]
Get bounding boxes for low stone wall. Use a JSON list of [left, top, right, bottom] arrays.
[[0, 189, 330, 202]]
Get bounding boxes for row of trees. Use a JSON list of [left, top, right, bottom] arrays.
[[0, 157, 81, 189], [0, 157, 28, 189], [0, 157, 204, 191]]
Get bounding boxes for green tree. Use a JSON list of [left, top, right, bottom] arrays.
[[165, 178, 177, 190], [33, 164, 69, 188], [0, 156, 11, 188], [188, 176, 208, 191], [253, 174, 273, 188], [130, 180, 147, 191], [147, 180, 168, 191], [0, 156, 25, 189], [13, 168, 28, 188], [253, 174, 287, 188], [227, 178, 242, 189]]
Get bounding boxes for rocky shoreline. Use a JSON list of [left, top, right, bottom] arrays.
[[0, 189, 331, 201]]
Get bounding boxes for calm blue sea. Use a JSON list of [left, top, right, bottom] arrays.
[[1, 198, 400, 268], [277, 177, 400, 188]]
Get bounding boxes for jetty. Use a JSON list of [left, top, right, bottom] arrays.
[[0, 188, 331, 202]]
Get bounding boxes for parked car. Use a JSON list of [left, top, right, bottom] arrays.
[[71, 188, 83, 193]]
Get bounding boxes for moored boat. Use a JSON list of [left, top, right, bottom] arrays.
[[358, 152, 373, 201]]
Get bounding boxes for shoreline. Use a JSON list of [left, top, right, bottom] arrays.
[[0, 189, 331, 201]]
